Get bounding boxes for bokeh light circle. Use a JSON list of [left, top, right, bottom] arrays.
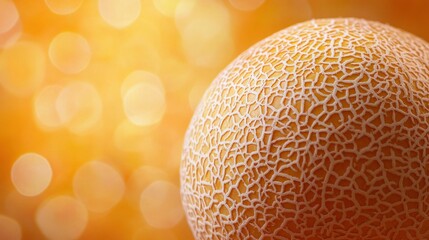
[[175, 0, 234, 67], [98, 0, 141, 28], [122, 71, 166, 126], [56, 81, 102, 134], [175, 0, 230, 35], [11, 153, 52, 197], [140, 180, 183, 229], [0, 0, 19, 34], [49, 32, 91, 74], [120, 70, 163, 97], [153, 0, 181, 17], [0, 20, 22, 48], [188, 82, 209, 110], [0, 215, 21, 240], [73, 161, 125, 213], [36, 195, 88, 240], [44, 0, 84, 15], [127, 166, 168, 206], [0, 41, 45, 96], [34, 85, 63, 129], [181, 22, 234, 68]]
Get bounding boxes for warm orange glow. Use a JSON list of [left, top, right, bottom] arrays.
[[229, 0, 265, 11], [0, 0, 428, 239], [0, 41, 45, 96]]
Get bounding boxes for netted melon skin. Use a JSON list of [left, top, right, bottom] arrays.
[[180, 18, 429, 240]]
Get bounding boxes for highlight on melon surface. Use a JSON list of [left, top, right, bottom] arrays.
[[180, 18, 429, 239]]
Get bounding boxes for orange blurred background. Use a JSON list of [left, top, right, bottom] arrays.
[[0, 0, 428, 239]]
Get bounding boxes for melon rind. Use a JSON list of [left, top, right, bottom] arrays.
[[181, 18, 429, 240]]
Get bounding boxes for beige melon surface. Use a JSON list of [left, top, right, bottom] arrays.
[[181, 18, 429, 240]]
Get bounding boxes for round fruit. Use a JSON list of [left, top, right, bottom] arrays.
[[180, 18, 429, 239]]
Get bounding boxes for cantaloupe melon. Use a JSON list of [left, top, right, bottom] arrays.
[[181, 18, 429, 240]]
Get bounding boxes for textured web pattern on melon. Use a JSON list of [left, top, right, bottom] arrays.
[[181, 18, 429, 240]]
